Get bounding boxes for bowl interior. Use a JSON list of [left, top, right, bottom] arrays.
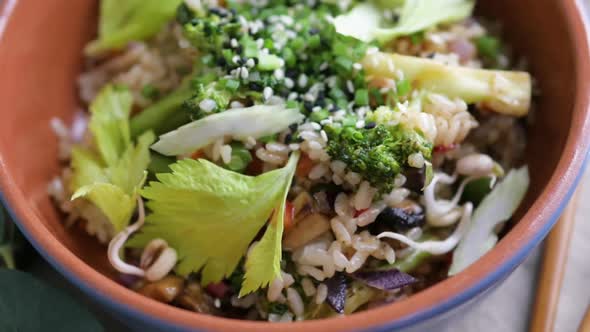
[[0, 0, 587, 331]]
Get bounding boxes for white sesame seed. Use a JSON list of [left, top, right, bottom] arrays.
[[274, 69, 285, 80], [319, 62, 329, 71], [346, 80, 355, 93], [230, 38, 238, 48], [312, 106, 322, 113], [256, 38, 264, 48], [320, 130, 328, 142], [230, 101, 244, 109], [310, 122, 321, 130], [288, 92, 298, 100], [320, 118, 333, 125], [263, 87, 274, 100], [240, 67, 249, 79], [284, 78, 295, 89], [298, 74, 308, 88], [355, 120, 365, 128], [353, 63, 363, 71], [232, 55, 241, 64], [246, 58, 255, 68], [199, 99, 217, 113]]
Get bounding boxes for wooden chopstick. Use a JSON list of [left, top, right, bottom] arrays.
[[529, 191, 579, 332], [578, 304, 590, 332]]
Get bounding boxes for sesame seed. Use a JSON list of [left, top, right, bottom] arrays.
[[288, 92, 298, 100], [284, 77, 295, 89], [312, 106, 322, 113], [246, 58, 255, 68], [298, 75, 308, 88], [320, 130, 328, 142], [240, 67, 249, 79], [263, 87, 274, 100], [230, 38, 238, 48], [230, 101, 244, 108], [232, 55, 241, 64], [274, 69, 285, 80], [355, 120, 365, 128], [353, 63, 363, 71], [199, 99, 217, 113], [346, 80, 355, 94], [319, 62, 329, 71]]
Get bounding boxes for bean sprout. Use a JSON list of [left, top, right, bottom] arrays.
[[377, 202, 473, 255], [107, 197, 146, 277]]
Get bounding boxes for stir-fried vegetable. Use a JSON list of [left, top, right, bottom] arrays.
[[449, 167, 529, 275], [362, 52, 532, 116], [85, 0, 182, 56], [151, 105, 304, 156], [70, 85, 154, 232], [128, 152, 299, 295]]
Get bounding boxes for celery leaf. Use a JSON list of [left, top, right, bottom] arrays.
[[85, 0, 182, 56], [70, 85, 155, 232], [128, 152, 300, 292]]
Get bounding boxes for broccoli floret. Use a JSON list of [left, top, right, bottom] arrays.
[[326, 124, 432, 193]]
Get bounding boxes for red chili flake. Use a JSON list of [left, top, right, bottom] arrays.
[[434, 144, 458, 154], [354, 208, 368, 218]]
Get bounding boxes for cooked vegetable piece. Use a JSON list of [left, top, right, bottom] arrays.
[[352, 269, 417, 290], [325, 274, 348, 314], [362, 52, 532, 116], [334, 0, 474, 43], [448, 167, 529, 275], [85, 0, 183, 55], [128, 152, 299, 295], [70, 86, 155, 232], [282, 213, 331, 250], [151, 105, 304, 156]]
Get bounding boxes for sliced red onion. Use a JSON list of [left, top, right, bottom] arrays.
[[449, 38, 476, 63], [352, 269, 417, 290], [325, 273, 347, 314]]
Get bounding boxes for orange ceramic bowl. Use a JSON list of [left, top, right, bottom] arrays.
[[1, 1, 589, 331]]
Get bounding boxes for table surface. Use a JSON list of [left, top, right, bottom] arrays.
[[15, 1, 590, 331]]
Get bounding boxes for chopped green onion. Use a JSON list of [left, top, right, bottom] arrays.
[[476, 36, 501, 59], [224, 143, 253, 173], [355, 89, 369, 106], [396, 79, 411, 97], [310, 109, 330, 122], [257, 54, 284, 71], [259, 133, 278, 143], [224, 79, 240, 92]]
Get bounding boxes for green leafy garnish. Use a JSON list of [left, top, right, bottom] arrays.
[[334, 0, 474, 43], [70, 85, 155, 232], [128, 152, 300, 295], [85, 0, 182, 55], [0, 269, 103, 331]]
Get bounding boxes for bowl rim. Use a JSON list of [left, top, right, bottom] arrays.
[[1, 1, 590, 331]]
